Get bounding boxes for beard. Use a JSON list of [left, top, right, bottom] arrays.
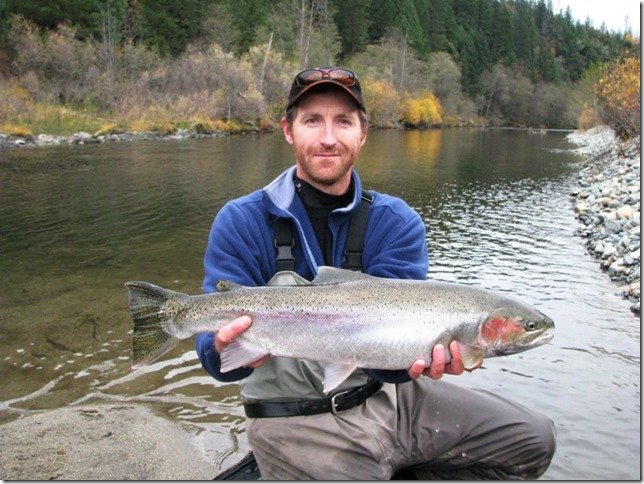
[[293, 145, 358, 192]]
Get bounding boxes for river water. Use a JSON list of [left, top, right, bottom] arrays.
[[0, 129, 639, 479]]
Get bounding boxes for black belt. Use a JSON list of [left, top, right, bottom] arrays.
[[243, 380, 383, 418]]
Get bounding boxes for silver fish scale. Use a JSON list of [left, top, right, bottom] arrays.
[[173, 278, 516, 369]]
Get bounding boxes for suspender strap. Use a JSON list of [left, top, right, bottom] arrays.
[[274, 217, 295, 272], [344, 190, 373, 271], [273, 190, 373, 272]]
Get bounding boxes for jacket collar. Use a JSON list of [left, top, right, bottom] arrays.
[[263, 166, 363, 216]]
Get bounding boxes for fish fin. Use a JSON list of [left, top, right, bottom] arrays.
[[125, 281, 186, 369], [322, 362, 359, 393], [220, 339, 271, 372], [312, 266, 376, 286], [456, 342, 485, 370], [216, 280, 245, 292], [267, 271, 311, 286]]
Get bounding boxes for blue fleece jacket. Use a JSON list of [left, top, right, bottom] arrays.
[[194, 166, 429, 388]]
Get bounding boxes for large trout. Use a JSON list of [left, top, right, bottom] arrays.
[[125, 267, 554, 393]]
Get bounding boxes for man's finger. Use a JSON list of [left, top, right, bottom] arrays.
[[428, 344, 446, 380], [408, 359, 426, 379], [214, 316, 252, 352], [446, 340, 465, 375]]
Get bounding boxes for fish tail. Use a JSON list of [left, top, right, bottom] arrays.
[[125, 281, 183, 369]]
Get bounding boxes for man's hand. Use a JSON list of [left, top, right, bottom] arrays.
[[214, 316, 270, 368], [408, 341, 481, 380]]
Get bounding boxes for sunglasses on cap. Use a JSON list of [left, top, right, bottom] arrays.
[[295, 68, 357, 87]]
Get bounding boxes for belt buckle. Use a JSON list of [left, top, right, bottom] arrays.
[[330, 390, 349, 415]]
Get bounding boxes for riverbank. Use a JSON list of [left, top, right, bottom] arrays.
[[0, 129, 233, 149], [567, 126, 641, 314]]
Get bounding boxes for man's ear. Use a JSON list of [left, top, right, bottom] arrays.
[[281, 117, 294, 145]]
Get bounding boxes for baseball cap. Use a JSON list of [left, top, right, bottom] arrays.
[[286, 67, 366, 112]]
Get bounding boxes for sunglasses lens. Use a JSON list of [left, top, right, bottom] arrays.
[[330, 69, 355, 85], [297, 70, 323, 85], [296, 69, 356, 87]]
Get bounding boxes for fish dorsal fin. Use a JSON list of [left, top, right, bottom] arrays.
[[216, 280, 244, 292], [312, 266, 376, 286], [267, 271, 311, 286]]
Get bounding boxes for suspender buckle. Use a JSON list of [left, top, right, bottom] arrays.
[[275, 240, 294, 259]]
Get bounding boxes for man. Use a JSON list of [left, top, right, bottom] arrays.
[[195, 67, 555, 479]]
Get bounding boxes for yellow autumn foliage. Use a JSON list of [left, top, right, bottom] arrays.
[[401, 92, 443, 128], [362, 77, 400, 128], [594, 57, 640, 139]]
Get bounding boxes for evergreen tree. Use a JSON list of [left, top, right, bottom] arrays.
[[225, 0, 268, 55], [394, 0, 426, 57], [367, 0, 397, 42], [5, 0, 104, 39], [333, 0, 371, 58], [138, 0, 215, 56], [417, 0, 457, 55], [489, 0, 515, 65]]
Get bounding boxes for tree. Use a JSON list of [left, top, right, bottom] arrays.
[[4, 0, 101, 39], [367, 0, 397, 43], [225, 0, 267, 55], [137, 0, 214, 56], [426, 51, 462, 113], [332, 0, 370, 59]]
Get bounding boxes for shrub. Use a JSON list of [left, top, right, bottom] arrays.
[[362, 77, 400, 128], [594, 57, 640, 139], [401, 92, 443, 128], [1, 123, 33, 137]]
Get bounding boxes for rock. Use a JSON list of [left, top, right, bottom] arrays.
[[567, 126, 640, 313], [575, 202, 590, 212], [616, 205, 635, 219]]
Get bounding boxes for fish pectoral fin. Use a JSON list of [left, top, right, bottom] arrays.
[[322, 362, 358, 394], [219, 339, 270, 372], [456, 342, 485, 370]]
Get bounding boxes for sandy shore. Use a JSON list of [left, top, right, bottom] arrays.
[[0, 403, 218, 480]]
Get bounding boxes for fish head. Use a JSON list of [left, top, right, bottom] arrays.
[[480, 306, 555, 356]]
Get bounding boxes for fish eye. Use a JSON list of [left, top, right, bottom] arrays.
[[525, 320, 538, 331]]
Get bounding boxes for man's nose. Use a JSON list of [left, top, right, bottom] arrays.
[[319, 121, 337, 146]]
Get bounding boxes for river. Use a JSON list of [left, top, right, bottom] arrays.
[[0, 129, 639, 479]]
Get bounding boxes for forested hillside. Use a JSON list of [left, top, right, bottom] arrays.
[[0, 0, 639, 135]]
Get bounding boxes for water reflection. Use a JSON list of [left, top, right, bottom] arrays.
[[0, 130, 639, 479]]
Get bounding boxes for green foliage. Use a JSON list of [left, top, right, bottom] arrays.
[[333, 0, 371, 58], [137, 0, 214, 56]]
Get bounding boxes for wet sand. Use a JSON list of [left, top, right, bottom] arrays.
[[0, 403, 217, 480]]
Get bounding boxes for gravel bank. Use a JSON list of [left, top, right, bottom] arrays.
[[0, 129, 230, 149], [568, 126, 641, 314], [0, 403, 218, 480]]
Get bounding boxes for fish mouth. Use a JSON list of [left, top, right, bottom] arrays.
[[519, 327, 554, 351], [530, 330, 554, 346]]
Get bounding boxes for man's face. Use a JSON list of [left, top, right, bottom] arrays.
[[281, 90, 367, 195]]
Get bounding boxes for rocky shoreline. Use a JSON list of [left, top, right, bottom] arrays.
[[568, 126, 641, 314], [0, 129, 231, 149]]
